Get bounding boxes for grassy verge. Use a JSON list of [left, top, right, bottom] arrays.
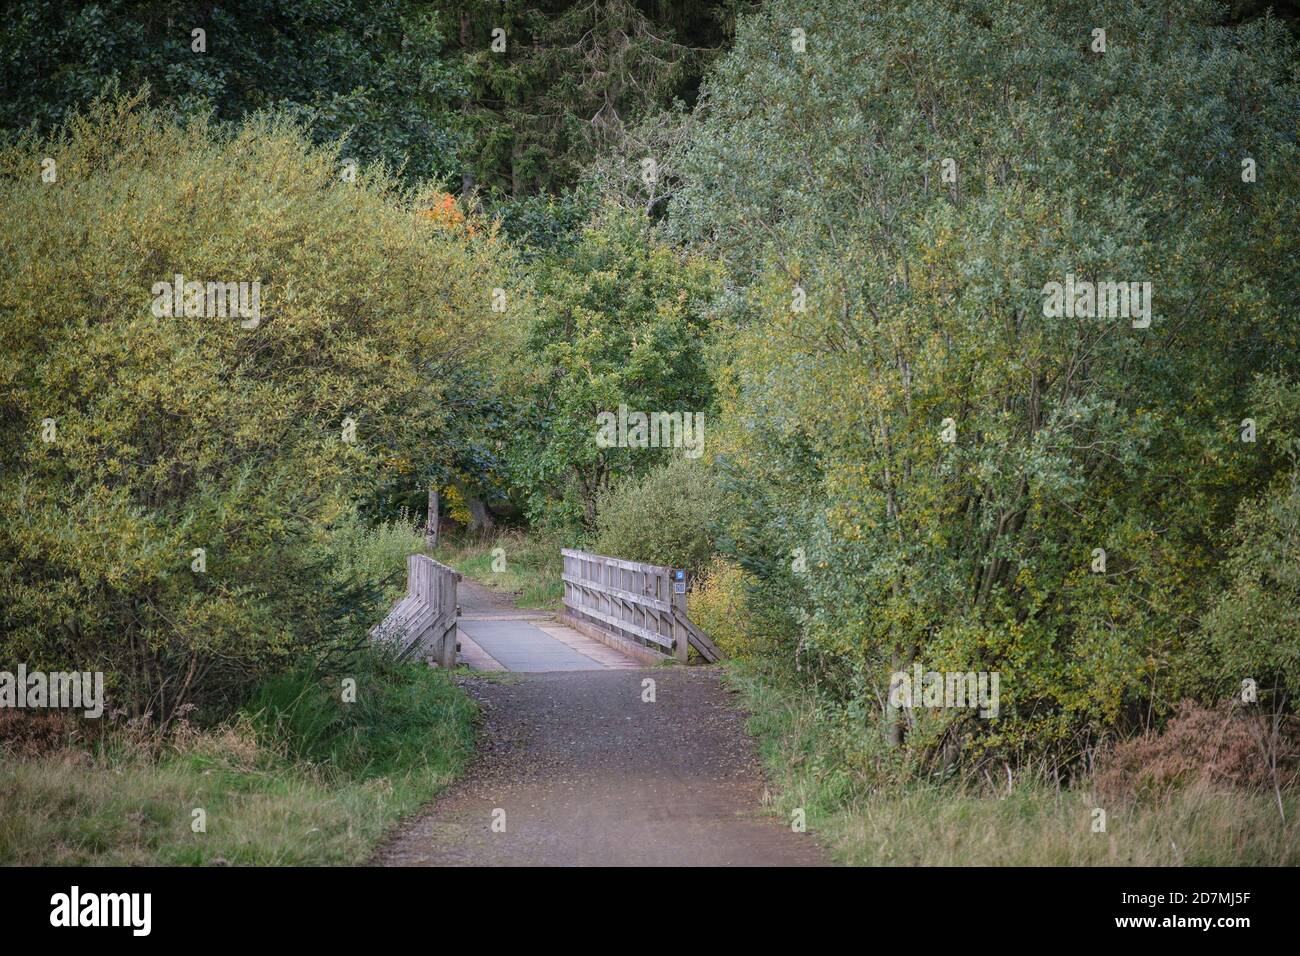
[[0, 654, 476, 866], [726, 657, 1299, 865], [432, 529, 566, 609]]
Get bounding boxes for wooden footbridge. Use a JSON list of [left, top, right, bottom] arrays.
[[371, 548, 722, 672]]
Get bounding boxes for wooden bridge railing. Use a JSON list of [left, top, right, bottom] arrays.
[[370, 554, 460, 667], [561, 548, 722, 663]]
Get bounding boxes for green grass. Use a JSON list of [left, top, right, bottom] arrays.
[[726, 657, 1300, 865], [432, 529, 567, 609], [0, 654, 477, 866]]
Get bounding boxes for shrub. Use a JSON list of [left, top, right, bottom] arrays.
[[1092, 701, 1300, 803], [688, 556, 759, 657], [593, 456, 723, 570], [1199, 455, 1300, 707], [0, 710, 86, 760], [0, 93, 516, 726]]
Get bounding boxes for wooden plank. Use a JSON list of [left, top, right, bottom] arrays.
[[561, 548, 674, 577], [402, 611, 456, 662], [560, 573, 673, 612], [370, 554, 460, 666], [562, 599, 675, 649], [677, 612, 724, 663], [671, 578, 689, 663]]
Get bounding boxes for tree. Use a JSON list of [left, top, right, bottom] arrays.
[[673, 0, 1300, 765], [507, 205, 717, 526], [0, 0, 465, 183], [442, 0, 734, 199], [0, 94, 516, 723]]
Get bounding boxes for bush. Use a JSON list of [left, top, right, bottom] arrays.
[[1199, 458, 1300, 707], [1092, 701, 1299, 803], [0, 710, 86, 760], [593, 456, 723, 570], [688, 556, 759, 657], [0, 93, 516, 725]]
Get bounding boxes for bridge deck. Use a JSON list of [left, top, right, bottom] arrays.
[[458, 618, 641, 671], [453, 579, 641, 672]]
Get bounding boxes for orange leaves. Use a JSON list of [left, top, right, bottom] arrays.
[[416, 192, 475, 237]]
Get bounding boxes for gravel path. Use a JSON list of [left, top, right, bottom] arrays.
[[374, 665, 826, 866]]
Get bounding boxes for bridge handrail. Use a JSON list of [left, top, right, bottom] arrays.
[[560, 548, 722, 663], [370, 553, 461, 667]]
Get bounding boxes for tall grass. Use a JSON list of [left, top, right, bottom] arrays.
[[727, 657, 1300, 865], [432, 529, 567, 609], [0, 654, 476, 866], [0, 516, 474, 867], [332, 515, 427, 606]]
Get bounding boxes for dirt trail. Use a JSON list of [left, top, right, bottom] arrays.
[[456, 577, 534, 616], [375, 585, 826, 865]]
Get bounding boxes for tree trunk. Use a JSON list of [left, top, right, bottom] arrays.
[[466, 494, 494, 533], [425, 488, 440, 549], [459, 9, 476, 199]]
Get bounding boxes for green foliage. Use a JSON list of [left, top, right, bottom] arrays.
[[434, 530, 567, 609], [0, 94, 518, 724], [593, 456, 723, 569], [448, 0, 734, 198], [1200, 467, 1300, 708], [0, 1, 466, 183], [674, 0, 1300, 764], [491, 190, 594, 259], [507, 205, 718, 526], [244, 652, 476, 780]]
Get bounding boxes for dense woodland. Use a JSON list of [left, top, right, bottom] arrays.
[[3, 0, 1299, 790]]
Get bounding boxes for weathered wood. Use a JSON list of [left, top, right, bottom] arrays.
[[678, 612, 724, 664], [671, 578, 689, 663], [371, 553, 461, 666], [560, 548, 723, 663]]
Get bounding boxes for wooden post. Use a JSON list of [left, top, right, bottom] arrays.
[[438, 622, 457, 669], [425, 488, 440, 549], [672, 569, 689, 663], [438, 573, 460, 669]]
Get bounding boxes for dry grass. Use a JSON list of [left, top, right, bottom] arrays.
[[819, 784, 1299, 866], [729, 658, 1300, 866], [0, 661, 476, 866]]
